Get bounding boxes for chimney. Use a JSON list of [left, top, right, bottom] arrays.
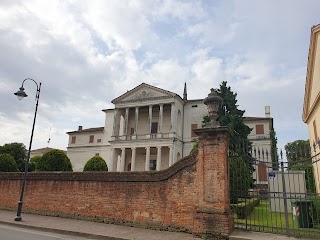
[[265, 106, 271, 118], [78, 126, 83, 131]]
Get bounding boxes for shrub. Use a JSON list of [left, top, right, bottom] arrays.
[[36, 149, 72, 171], [84, 156, 108, 171], [231, 198, 260, 219], [28, 155, 42, 172], [0, 153, 19, 172], [190, 140, 199, 154], [229, 155, 252, 204]]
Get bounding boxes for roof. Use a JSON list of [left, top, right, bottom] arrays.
[[30, 147, 66, 154], [67, 127, 104, 134], [111, 82, 182, 104], [31, 147, 55, 153]]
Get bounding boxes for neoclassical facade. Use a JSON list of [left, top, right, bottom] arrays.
[[67, 83, 273, 176], [303, 24, 320, 192]]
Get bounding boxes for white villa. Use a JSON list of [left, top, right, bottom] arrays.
[[67, 83, 274, 182]]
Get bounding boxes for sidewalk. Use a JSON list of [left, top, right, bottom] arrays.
[[0, 210, 200, 240], [0, 210, 312, 240]]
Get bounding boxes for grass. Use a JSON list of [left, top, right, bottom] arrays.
[[233, 200, 320, 238]]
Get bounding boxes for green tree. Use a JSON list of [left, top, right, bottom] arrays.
[[285, 140, 311, 167], [0, 142, 27, 171], [84, 156, 108, 171], [202, 81, 251, 148], [285, 140, 314, 192], [0, 153, 19, 172], [270, 129, 279, 170], [36, 149, 72, 171], [229, 154, 252, 203], [29, 155, 42, 172]]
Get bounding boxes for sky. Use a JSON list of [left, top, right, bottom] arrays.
[[0, 0, 319, 154]]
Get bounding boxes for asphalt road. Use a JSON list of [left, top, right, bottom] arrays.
[[0, 224, 91, 240]]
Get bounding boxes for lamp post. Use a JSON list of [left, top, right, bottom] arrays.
[[203, 88, 222, 128], [14, 78, 42, 221]]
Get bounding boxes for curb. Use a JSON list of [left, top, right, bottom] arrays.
[[0, 220, 127, 240]]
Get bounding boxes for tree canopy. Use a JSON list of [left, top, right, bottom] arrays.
[[36, 149, 72, 171], [0, 142, 27, 171], [285, 139, 311, 167], [0, 153, 19, 172], [29, 155, 42, 172]]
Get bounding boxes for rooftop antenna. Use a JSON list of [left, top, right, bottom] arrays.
[[47, 128, 51, 147]]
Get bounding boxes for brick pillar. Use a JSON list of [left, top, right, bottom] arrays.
[[193, 126, 233, 239]]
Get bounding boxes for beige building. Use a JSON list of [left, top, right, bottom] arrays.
[[67, 83, 274, 176], [303, 24, 320, 192]]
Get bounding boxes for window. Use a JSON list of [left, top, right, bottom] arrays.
[[192, 105, 198, 108], [95, 153, 99, 156], [97, 139, 102, 143], [151, 122, 158, 134], [256, 124, 264, 135], [89, 135, 94, 143], [130, 128, 134, 135], [258, 162, 267, 182], [127, 163, 132, 171], [149, 160, 156, 171], [191, 124, 198, 137], [314, 120, 318, 143], [71, 136, 76, 144]]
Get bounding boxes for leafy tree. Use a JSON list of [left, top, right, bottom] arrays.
[[36, 149, 72, 171], [285, 140, 311, 167], [29, 155, 42, 172], [84, 156, 108, 171], [0, 143, 27, 171], [285, 140, 314, 192], [0, 153, 19, 172]]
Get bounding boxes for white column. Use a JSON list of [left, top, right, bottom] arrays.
[[112, 109, 119, 136], [156, 146, 162, 171], [145, 146, 150, 171], [131, 147, 136, 171], [170, 103, 175, 133], [110, 148, 116, 171], [134, 107, 139, 135], [159, 104, 163, 133], [169, 146, 173, 167], [149, 105, 153, 134], [120, 148, 126, 172], [123, 107, 129, 137]]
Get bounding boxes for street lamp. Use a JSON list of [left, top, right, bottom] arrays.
[[14, 78, 42, 221]]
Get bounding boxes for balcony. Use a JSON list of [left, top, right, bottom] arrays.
[[111, 132, 175, 141], [248, 134, 270, 140]]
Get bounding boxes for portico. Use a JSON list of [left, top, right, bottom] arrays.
[[109, 145, 175, 172]]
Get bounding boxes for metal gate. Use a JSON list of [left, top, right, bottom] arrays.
[[230, 143, 320, 238]]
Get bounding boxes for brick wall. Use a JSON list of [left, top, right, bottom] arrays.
[[0, 127, 233, 239]]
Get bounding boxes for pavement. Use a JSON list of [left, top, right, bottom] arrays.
[[0, 210, 313, 240]]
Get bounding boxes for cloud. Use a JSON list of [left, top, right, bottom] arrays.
[[0, 0, 315, 152]]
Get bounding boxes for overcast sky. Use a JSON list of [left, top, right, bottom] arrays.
[[0, 0, 318, 154]]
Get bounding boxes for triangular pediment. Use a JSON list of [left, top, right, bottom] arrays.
[[303, 24, 320, 122], [112, 83, 177, 104]]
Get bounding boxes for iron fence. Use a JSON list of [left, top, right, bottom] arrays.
[[230, 142, 320, 238]]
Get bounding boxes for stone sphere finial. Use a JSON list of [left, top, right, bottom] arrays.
[[203, 88, 222, 128]]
